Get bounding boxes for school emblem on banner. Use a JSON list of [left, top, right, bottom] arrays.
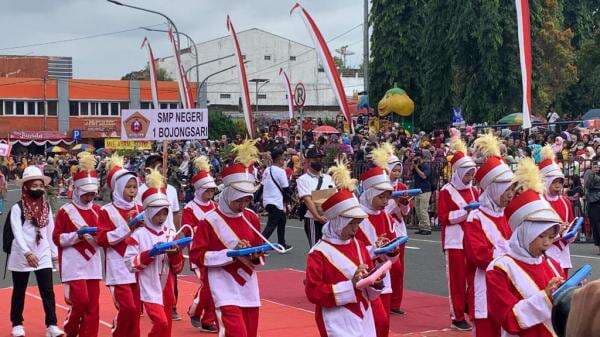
[[123, 112, 150, 139]]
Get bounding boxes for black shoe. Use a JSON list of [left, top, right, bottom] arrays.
[[190, 316, 202, 329], [419, 230, 432, 235], [414, 230, 424, 235], [282, 244, 293, 253], [390, 308, 405, 315], [451, 320, 472, 331], [200, 323, 218, 333], [171, 309, 181, 321]]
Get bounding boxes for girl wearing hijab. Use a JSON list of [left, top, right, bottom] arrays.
[[182, 156, 218, 332], [189, 140, 266, 337], [464, 133, 515, 337], [354, 145, 402, 337], [97, 154, 142, 337], [305, 159, 383, 337], [124, 169, 184, 337], [53, 152, 102, 337], [438, 137, 479, 331], [8, 166, 63, 337], [538, 145, 575, 275], [486, 158, 565, 337]]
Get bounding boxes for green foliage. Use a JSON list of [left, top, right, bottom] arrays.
[[207, 110, 238, 140], [121, 65, 173, 81]]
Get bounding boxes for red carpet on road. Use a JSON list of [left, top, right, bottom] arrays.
[[0, 268, 467, 337]]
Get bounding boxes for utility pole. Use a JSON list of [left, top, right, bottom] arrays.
[[363, 0, 369, 93]]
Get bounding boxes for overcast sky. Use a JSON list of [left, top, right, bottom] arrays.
[[0, 0, 365, 79]]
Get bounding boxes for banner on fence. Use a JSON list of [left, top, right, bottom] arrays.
[[121, 109, 208, 141]]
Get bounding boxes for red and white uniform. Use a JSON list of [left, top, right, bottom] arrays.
[[53, 202, 102, 337], [182, 199, 217, 326], [97, 203, 143, 337], [438, 183, 479, 322]]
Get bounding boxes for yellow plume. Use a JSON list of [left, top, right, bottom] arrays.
[[540, 144, 555, 162], [145, 168, 165, 189], [512, 157, 543, 193], [194, 156, 211, 173], [380, 142, 395, 157], [473, 132, 500, 158], [450, 138, 467, 154], [327, 159, 357, 192], [77, 152, 97, 172], [106, 153, 124, 172], [232, 139, 260, 167], [371, 145, 391, 170]]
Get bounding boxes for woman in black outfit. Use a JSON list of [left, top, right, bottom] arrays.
[[584, 159, 600, 254]]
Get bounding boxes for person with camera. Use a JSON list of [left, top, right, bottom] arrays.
[[411, 149, 433, 235], [261, 149, 293, 252], [297, 147, 334, 247]]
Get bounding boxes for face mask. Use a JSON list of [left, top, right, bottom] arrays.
[[310, 161, 323, 172], [28, 188, 45, 199]]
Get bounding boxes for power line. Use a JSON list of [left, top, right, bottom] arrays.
[[0, 23, 165, 52]]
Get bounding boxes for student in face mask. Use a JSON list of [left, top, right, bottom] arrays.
[[8, 166, 63, 337]]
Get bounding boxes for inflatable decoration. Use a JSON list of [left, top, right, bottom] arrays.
[[377, 87, 415, 117]]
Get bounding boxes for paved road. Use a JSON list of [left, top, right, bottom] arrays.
[[2, 184, 600, 294]]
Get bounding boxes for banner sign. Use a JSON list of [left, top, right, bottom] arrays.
[[0, 143, 10, 157], [104, 138, 152, 150], [121, 109, 208, 141]]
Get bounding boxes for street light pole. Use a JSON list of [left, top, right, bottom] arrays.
[[197, 61, 249, 109]]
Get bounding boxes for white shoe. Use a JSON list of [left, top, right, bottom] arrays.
[[46, 325, 64, 337], [11, 325, 25, 337]]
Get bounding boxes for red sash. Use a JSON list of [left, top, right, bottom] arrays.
[[62, 203, 98, 261]]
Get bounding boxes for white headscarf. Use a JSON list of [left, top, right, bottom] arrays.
[[143, 205, 170, 232], [508, 220, 559, 264], [194, 186, 209, 205], [322, 215, 353, 243], [479, 181, 513, 216], [451, 166, 475, 190], [217, 186, 253, 217], [112, 173, 138, 210], [359, 187, 386, 214], [544, 175, 563, 201], [73, 187, 95, 210]]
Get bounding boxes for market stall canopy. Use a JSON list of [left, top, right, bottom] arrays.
[[8, 131, 73, 146], [582, 109, 600, 120], [497, 113, 546, 125], [46, 146, 68, 153], [313, 125, 340, 134]]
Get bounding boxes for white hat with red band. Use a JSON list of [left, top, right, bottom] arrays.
[[322, 189, 367, 220], [106, 165, 137, 191], [141, 187, 170, 209], [360, 166, 393, 191], [450, 151, 476, 171], [505, 189, 561, 229], [538, 158, 564, 180], [192, 170, 217, 190], [221, 163, 258, 193], [474, 156, 513, 191]]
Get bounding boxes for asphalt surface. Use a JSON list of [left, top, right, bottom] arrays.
[[2, 184, 600, 295]]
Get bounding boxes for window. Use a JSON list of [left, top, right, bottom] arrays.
[[27, 101, 36, 115], [15, 101, 24, 115], [80, 102, 89, 116], [47, 101, 57, 116], [264, 55, 271, 61], [69, 101, 79, 116], [220, 93, 231, 99], [5, 101, 13, 115], [100, 102, 109, 116], [289, 56, 296, 61], [258, 94, 267, 100], [0, 101, 3, 115], [160, 103, 169, 109], [318, 66, 325, 72], [110, 102, 119, 116], [36, 102, 45, 115], [140, 102, 152, 109], [120, 101, 129, 110], [90, 102, 98, 115]]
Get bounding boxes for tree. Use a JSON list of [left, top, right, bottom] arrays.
[[121, 65, 173, 81], [207, 110, 238, 140]]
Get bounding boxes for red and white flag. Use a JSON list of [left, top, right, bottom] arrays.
[[141, 37, 159, 109], [227, 15, 255, 138], [167, 28, 192, 109], [278, 68, 295, 120], [291, 3, 353, 132], [515, 0, 533, 129]]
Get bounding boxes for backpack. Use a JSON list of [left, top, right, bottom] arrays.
[[3, 200, 24, 255]]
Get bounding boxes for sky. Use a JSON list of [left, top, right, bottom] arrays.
[[0, 0, 365, 79]]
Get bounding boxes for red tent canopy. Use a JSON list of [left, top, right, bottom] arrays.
[[9, 131, 70, 141], [313, 125, 339, 134]]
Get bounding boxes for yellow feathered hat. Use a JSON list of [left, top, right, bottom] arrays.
[[73, 152, 98, 193], [322, 159, 367, 219]]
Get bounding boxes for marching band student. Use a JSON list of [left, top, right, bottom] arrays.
[[124, 169, 184, 337], [437, 138, 478, 331], [539, 145, 574, 274], [355, 145, 401, 337], [96, 154, 142, 337], [53, 152, 102, 337], [463, 133, 515, 337], [487, 158, 565, 337], [384, 146, 411, 315], [182, 156, 218, 332], [305, 159, 383, 337], [189, 140, 266, 337]]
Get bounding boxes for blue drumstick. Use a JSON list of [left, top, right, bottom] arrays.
[[373, 236, 409, 255], [391, 189, 422, 198], [226, 243, 274, 257], [149, 237, 193, 257]]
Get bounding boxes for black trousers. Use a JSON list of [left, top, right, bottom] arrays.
[[262, 204, 288, 245], [589, 201, 600, 246], [11, 268, 57, 327], [304, 218, 324, 248]]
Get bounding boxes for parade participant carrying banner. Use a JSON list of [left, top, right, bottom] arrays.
[[291, 3, 353, 133], [464, 133, 515, 337], [124, 168, 184, 337], [539, 145, 575, 274], [487, 158, 565, 337], [438, 136, 479, 331], [355, 144, 404, 337], [305, 159, 383, 337], [96, 153, 143, 337], [278, 68, 294, 120], [53, 152, 102, 337], [181, 156, 218, 332], [227, 16, 255, 138]]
